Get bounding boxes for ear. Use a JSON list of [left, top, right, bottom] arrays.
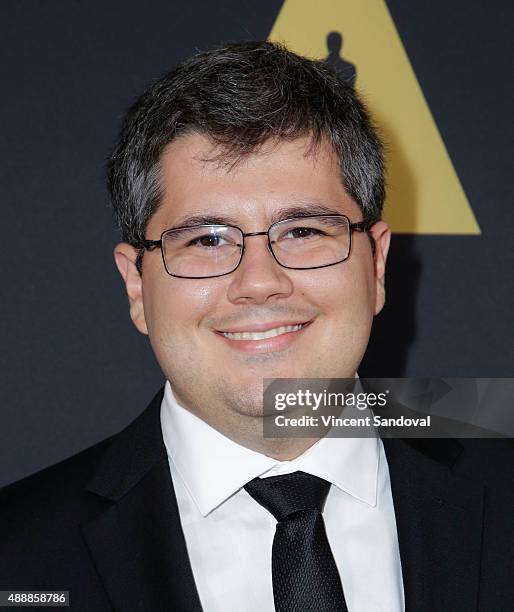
[[368, 221, 391, 315], [114, 243, 148, 335]]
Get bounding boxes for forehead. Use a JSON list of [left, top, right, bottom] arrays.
[[151, 132, 360, 229]]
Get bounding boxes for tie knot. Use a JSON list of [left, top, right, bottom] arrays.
[[244, 471, 331, 521]]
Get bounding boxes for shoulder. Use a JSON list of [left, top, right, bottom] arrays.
[[0, 436, 119, 586], [0, 387, 166, 523], [453, 437, 514, 489], [385, 437, 514, 501], [0, 436, 114, 525], [0, 389, 166, 588]]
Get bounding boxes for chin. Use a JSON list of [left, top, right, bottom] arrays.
[[232, 403, 267, 419], [220, 382, 266, 418]]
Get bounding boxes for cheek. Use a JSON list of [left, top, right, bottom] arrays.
[[298, 257, 376, 317], [344, 250, 377, 307], [143, 278, 220, 341]]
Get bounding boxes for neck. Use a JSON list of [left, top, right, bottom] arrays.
[[215, 409, 329, 461], [224, 428, 322, 461], [172, 385, 326, 460]]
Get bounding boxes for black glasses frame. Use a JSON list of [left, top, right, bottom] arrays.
[[139, 214, 372, 279]]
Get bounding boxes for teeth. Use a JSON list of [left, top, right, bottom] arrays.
[[222, 324, 304, 341]]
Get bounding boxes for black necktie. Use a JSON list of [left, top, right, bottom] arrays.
[[245, 471, 348, 612]]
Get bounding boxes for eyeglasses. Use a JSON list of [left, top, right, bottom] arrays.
[[139, 214, 371, 279]]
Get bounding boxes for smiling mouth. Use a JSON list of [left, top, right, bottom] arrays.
[[219, 322, 311, 341]]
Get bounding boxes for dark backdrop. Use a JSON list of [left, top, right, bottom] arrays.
[[1, 0, 512, 487]]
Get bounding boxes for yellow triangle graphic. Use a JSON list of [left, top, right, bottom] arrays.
[[269, 0, 480, 234]]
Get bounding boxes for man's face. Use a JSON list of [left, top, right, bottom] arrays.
[[115, 133, 390, 433]]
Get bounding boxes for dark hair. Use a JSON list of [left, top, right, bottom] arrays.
[[107, 41, 384, 253]]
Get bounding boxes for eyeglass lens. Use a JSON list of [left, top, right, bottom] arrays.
[[161, 216, 351, 278]]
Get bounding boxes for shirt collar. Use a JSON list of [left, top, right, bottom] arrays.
[[161, 380, 379, 517]]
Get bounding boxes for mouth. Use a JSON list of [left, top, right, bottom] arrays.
[[220, 322, 309, 341], [214, 320, 313, 352]]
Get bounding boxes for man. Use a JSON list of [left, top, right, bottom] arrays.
[[1, 42, 513, 612]]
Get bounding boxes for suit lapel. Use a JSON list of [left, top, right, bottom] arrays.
[[382, 438, 484, 612], [81, 389, 202, 611]]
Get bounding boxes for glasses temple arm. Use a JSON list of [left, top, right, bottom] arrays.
[[140, 239, 162, 251], [349, 221, 373, 232]]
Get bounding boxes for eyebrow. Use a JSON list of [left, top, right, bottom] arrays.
[[167, 202, 345, 230]]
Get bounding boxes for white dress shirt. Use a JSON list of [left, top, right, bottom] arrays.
[[160, 381, 405, 612]]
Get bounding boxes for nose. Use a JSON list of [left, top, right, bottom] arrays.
[[226, 235, 294, 305]]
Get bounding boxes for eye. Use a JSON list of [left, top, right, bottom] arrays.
[[282, 226, 325, 240], [186, 233, 230, 248]]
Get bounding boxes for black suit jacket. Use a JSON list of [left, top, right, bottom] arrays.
[[1, 387, 513, 611]]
